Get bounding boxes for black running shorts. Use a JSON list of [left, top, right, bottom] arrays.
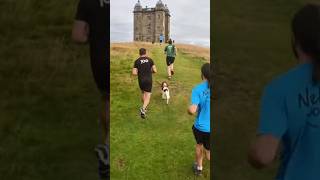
[[166, 56, 175, 66], [138, 79, 152, 93], [192, 125, 210, 150]]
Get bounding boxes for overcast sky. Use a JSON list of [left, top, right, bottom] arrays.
[[110, 0, 210, 47]]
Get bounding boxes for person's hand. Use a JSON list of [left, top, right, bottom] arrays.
[[188, 105, 197, 115]]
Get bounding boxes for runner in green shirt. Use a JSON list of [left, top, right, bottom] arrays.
[[164, 39, 176, 79]]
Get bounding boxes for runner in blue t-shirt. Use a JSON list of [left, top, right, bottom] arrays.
[[188, 63, 211, 176], [249, 4, 320, 180]]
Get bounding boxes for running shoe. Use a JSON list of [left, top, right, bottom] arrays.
[[95, 144, 109, 179], [140, 107, 146, 119], [193, 163, 202, 176]]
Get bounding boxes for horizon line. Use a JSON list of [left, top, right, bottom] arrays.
[[110, 40, 210, 48]]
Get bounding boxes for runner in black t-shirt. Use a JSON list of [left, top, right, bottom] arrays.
[[132, 48, 157, 119], [72, 0, 109, 179]]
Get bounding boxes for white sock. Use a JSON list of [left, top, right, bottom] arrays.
[[197, 166, 203, 171]]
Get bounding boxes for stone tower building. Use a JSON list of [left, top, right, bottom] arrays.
[[133, 0, 170, 42]]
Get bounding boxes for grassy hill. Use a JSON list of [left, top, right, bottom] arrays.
[[0, 0, 101, 179], [110, 42, 210, 180], [213, 0, 318, 179]]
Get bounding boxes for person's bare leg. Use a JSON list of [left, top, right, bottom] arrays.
[[96, 93, 109, 178], [170, 63, 174, 76], [142, 92, 146, 108], [195, 144, 204, 170], [205, 149, 210, 161], [141, 92, 144, 103], [167, 66, 171, 77], [143, 92, 151, 109]]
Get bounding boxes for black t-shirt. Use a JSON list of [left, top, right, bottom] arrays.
[[134, 57, 154, 82], [75, 0, 109, 93]]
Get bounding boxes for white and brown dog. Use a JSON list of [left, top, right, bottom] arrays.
[[161, 81, 170, 104]]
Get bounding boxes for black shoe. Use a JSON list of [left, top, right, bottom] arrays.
[[95, 144, 109, 179], [193, 163, 202, 176], [140, 107, 146, 119], [141, 112, 146, 119]]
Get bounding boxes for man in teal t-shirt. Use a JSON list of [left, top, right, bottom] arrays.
[[188, 63, 210, 176], [164, 39, 176, 79], [249, 4, 320, 180]]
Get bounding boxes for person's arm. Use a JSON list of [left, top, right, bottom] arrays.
[[150, 59, 157, 73], [248, 83, 287, 169], [132, 60, 138, 76], [152, 65, 157, 73], [72, 0, 89, 43], [72, 21, 89, 43], [188, 88, 199, 115], [248, 135, 281, 169], [164, 46, 167, 54], [132, 68, 138, 76], [173, 45, 177, 56]]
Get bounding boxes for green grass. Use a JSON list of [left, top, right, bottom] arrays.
[[212, 0, 319, 179], [0, 0, 102, 179], [110, 43, 209, 180]]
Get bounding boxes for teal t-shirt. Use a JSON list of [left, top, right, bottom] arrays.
[[191, 81, 210, 133], [259, 63, 320, 180]]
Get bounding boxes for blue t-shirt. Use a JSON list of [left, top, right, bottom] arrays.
[[259, 63, 320, 180], [191, 81, 210, 133], [159, 35, 164, 42]]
